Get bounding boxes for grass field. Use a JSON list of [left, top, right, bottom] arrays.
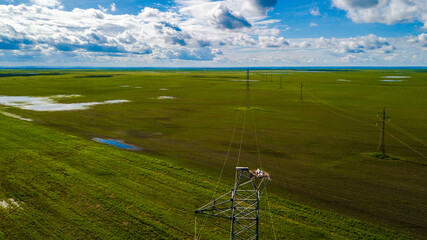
[[0, 69, 426, 238], [0, 113, 416, 239]]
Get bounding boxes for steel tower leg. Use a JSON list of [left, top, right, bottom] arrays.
[[196, 167, 269, 240]]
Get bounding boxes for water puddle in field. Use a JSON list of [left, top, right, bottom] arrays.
[[0, 95, 130, 111], [229, 79, 260, 82], [0, 199, 23, 209], [0, 201, 7, 209], [120, 85, 130, 88], [381, 76, 411, 79], [380, 80, 403, 82], [93, 138, 139, 150], [294, 71, 330, 73], [50, 94, 81, 99], [337, 79, 351, 82], [74, 75, 113, 78], [259, 73, 292, 74], [134, 86, 142, 89], [154, 96, 177, 100], [0, 111, 33, 121], [159, 88, 169, 91]]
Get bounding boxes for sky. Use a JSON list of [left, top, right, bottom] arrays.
[[0, 0, 426, 67]]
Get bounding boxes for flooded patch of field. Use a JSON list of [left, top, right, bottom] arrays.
[[380, 79, 403, 82], [229, 79, 260, 82], [50, 94, 81, 99], [381, 76, 411, 79], [154, 96, 177, 100], [337, 79, 352, 82], [0, 111, 33, 121], [93, 138, 139, 150], [293, 70, 330, 73], [0, 199, 23, 210], [159, 88, 169, 91], [259, 73, 292, 75], [0, 95, 129, 111], [0, 200, 8, 209], [73, 75, 114, 78]]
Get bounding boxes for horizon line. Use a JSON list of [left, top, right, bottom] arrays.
[[1, 66, 427, 70]]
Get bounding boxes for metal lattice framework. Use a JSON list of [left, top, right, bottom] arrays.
[[195, 167, 270, 240]]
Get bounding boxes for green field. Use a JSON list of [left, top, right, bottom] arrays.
[[0, 69, 426, 239]]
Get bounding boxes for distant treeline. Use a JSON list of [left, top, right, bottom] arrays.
[[0, 73, 63, 78]]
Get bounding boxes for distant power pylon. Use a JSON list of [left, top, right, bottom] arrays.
[[377, 107, 390, 156], [195, 167, 270, 240], [246, 69, 250, 91], [245, 69, 250, 108]]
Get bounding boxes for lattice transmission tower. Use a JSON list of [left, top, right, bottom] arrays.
[[195, 167, 270, 240], [377, 107, 390, 156]]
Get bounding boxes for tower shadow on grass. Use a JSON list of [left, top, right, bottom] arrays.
[[367, 152, 400, 160]]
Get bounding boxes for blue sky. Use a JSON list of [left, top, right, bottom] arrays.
[[0, 0, 426, 67]]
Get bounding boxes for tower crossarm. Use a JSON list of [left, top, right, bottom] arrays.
[[195, 167, 270, 239], [195, 191, 234, 218]]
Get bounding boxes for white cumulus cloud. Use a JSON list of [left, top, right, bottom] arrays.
[[30, 0, 62, 8], [211, 5, 252, 30], [0, 0, 282, 64], [332, 0, 427, 28], [310, 6, 321, 16], [313, 34, 394, 53], [408, 33, 427, 50], [0, 0, 425, 66], [259, 36, 288, 48]]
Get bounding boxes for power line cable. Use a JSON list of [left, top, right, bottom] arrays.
[[196, 98, 243, 240], [305, 90, 427, 160], [386, 122, 427, 147], [250, 75, 277, 240]]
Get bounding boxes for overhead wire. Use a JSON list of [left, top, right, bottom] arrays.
[[306, 89, 427, 148], [196, 98, 243, 240], [386, 122, 427, 147], [265, 189, 277, 240], [306, 91, 377, 120], [235, 110, 247, 170], [385, 130, 427, 159], [250, 91, 263, 169], [199, 71, 277, 239], [305, 88, 426, 147], [304, 91, 375, 126], [304, 88, 427, 161], [250, 76, 277, 239], [197, 75, 426, 239]]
